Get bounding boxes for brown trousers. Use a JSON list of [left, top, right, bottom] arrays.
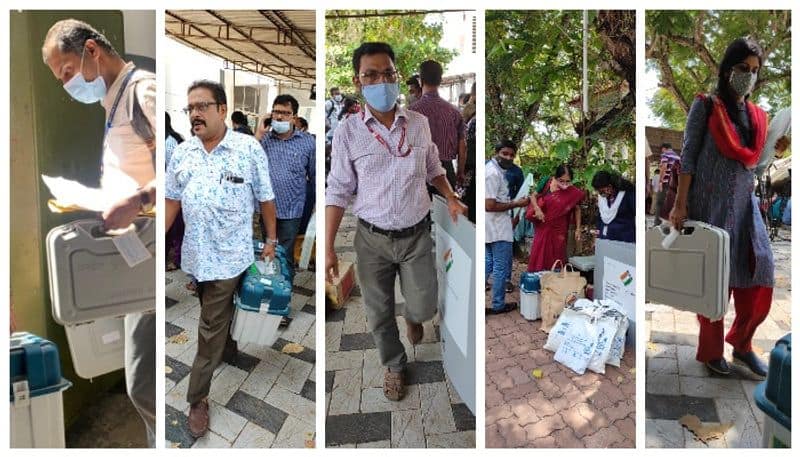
[[186, 274, 242, 404]]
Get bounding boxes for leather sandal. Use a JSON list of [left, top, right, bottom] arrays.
[[383, 370, 406, 401]]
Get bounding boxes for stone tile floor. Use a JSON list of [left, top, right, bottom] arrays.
[[485, 255, 636, 448], [165, 268, 316, 448], [325, 212, 476, 448], [645, 222, 791, 448]]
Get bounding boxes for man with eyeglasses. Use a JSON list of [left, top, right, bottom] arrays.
[[409, 60, 466, 191], [165, 80, 278, 438], [42, 19, 156, 447], [326, 42, 467, 401], [255, 94, 315, 281]]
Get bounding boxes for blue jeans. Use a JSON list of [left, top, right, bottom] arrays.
[[277, 217, 302, 281], [486, 241, 512, 311], [261, 217, 302, 278]]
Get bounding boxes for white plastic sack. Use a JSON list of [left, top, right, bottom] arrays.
[[587, 314, 620, 374], [553, 318, 597, 375], [544, 299, 595, 352], [606, 316, 629, 367]]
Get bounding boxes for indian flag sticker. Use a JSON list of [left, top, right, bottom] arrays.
[[620, 270, 633, 286], [443, 248, 453, 272]]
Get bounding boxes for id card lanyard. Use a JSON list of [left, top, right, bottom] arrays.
[[101, 67, 137, 172], [361, 110, 411, 157]]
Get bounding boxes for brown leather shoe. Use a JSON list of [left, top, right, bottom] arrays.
[[405, 317, 423, 345], [384, 370, 406, 401], [188, 399, 209, 438]]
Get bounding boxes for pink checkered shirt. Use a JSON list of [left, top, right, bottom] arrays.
[[326, 104, 446, 230], [409, 92, 464, 161]]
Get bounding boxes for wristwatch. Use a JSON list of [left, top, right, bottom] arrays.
[[138, 188, 154, 212], [265, 238, 279, 246]]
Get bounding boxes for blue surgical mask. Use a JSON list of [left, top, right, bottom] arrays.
[[63, 46, 107, 104], [362, 82, 399, 113], [271, 120, 292, 134]]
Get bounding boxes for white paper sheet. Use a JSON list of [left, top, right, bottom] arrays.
[[42, 168, 138, 212]]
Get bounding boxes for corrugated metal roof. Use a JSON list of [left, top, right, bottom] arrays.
[[165, 10, 315, 87]]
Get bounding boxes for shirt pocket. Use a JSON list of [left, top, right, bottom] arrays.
[[351, 148, 385, 176], [212, 180, 251, 214]]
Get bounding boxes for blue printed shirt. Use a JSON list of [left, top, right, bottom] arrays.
[[165, 129, 275, 281], [260, 128, 315, 219], [165, 135, 178, 169]]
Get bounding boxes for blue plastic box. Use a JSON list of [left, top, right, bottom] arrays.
[[754, 333, 791, 448], [237, 266, 292, 317], [10, 332, 72, 448], [519, 272, 541, 293]]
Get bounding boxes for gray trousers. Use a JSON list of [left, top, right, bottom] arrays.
[[653, 189, 667, 225], [354, 221, 438, 371], [124, 311, 156, 448]]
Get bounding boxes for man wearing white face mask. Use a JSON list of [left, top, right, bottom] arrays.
[[325, 87, 344, 144], [326, 42, 467, 401], [41, 19, 156, 447], [256, 94, 315, 281]]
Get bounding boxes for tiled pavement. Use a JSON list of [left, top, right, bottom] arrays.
[[165, 268, 316, 448], [645, 223, 791, 448], [325, 212, 476, 448], [485, 257, 636, 448]]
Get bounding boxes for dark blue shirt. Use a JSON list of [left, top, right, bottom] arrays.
[[505, 164, 524, 199]]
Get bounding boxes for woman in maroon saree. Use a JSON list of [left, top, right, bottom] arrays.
[[526, 164, 585, 272]]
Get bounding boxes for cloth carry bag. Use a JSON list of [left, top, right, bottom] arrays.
[[539, 260, 587, 333]]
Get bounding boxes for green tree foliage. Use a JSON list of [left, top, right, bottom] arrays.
[[646, 10, 791, 127], [326, 11, 457, 98], [486, 10, 636, 187]]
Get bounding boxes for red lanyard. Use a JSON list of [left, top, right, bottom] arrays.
[[361, 111, 412, 157]]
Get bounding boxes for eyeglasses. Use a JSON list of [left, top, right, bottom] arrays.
[[271, 109, 294, 118], [358, 70, 399, 84], [182, 102, 219, 114]]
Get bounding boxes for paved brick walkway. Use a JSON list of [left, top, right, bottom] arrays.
[[325, 212, 476, 448], [645, 222, 791, 448], [164, 267, 316, 448], [485, 258, 636, 448]]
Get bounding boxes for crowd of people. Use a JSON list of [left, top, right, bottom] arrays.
[[164, 81, 315, 438], [484, 142, 636, 314]]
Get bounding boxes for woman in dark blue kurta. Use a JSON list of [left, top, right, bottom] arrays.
[[669, 38, 788, 378], [591, 171, 635, 243]]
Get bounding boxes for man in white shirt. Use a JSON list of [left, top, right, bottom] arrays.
[[485, 140, 529, 314], [649, 169, 660, 215]]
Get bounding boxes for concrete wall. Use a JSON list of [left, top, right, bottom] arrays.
[[9, 10, 135, 425]]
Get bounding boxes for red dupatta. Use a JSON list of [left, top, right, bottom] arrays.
[[699, 94, 768, 168]]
